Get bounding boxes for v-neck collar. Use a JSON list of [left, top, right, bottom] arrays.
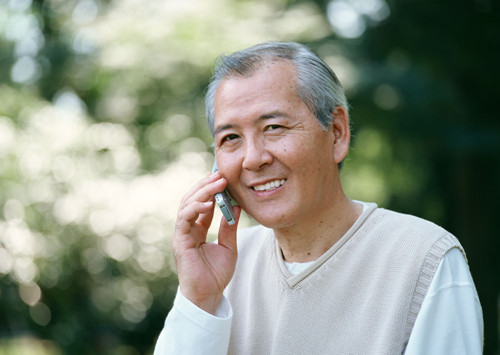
[[273, 202, 378, 288]]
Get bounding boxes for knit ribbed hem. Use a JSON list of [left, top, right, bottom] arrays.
[[404, 233, 464, 344]]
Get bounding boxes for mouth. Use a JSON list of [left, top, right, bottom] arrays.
[[251, 179, 286, 192]]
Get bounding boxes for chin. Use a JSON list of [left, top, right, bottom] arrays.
[[247, 210, 295, 230], [240, 199, 300, 229]]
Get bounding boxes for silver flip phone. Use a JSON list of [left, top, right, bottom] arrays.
[[212, 160, 236, 225]]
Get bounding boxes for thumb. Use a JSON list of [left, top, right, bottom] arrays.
[[217, 206, 241, 254]]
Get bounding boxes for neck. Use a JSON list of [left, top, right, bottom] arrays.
[[274, 194, 362, 263]]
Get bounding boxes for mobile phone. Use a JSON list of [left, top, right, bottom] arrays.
[[212, 159, 236, 225]]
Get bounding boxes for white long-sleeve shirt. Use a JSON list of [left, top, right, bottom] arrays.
[[154, 247, 483, 354]]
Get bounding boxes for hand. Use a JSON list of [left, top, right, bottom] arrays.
[[172, 172, 241, 315]]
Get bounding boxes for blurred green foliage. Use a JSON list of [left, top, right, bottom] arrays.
[[0, 0, 498, 353]]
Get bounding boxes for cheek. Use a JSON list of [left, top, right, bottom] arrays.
[[278, 139, 312, 166], [270, 137, 303, 157], [217, 154, 241, 182], [286, 141, 333, 178]]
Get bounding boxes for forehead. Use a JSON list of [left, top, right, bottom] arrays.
[[213, 61, 302, 121]]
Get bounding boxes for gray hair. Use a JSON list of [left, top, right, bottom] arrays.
[[204, 41, 349, 169], [205, 41, 348, 135]]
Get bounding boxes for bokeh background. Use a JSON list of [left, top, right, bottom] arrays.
[[0, 0, 498, 353]]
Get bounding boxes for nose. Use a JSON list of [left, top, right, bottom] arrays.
[[242, 138, 273, 171]]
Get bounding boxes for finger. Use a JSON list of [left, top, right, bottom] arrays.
[[217, 206, 241, 256], [186, 177, 227, 207], [180, 171, 222, 206], [176, 200, 214, 233], [196, 195, 216, 228], [181, 175, 228, 209]]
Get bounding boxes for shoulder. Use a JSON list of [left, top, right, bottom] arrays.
[[370, 208, 453, 242], [359, 207, 464, 263]]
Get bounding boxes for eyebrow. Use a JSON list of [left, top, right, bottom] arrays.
[[213, 112, 286, 135], [214, 124, 236, 135]]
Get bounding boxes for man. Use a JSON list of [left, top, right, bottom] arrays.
[[154, 42, 483, 354]]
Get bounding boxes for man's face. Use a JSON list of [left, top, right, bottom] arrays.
[[213, 60, 339, 230]]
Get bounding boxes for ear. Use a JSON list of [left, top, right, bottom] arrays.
[[330, 106, 350, 165]]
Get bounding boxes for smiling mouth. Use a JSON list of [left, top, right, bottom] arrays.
[[252, 179, 286, 192]]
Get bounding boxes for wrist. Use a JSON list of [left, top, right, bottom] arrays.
[[179, 287, 223, 315]]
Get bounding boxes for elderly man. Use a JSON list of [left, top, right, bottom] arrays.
[[154, 42, 483, 354]]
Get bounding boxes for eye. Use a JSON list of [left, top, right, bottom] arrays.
[[221, 133, 240, 144], [265, 124, 284, 131]]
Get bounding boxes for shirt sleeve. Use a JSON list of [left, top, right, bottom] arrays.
[[404, 247, 484, 355], [153, 288, 233, 355]]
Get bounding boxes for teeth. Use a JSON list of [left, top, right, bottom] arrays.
[[253, 179, 285, 192]]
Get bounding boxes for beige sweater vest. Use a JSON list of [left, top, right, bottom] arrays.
[[225, 203, 464, 354]]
